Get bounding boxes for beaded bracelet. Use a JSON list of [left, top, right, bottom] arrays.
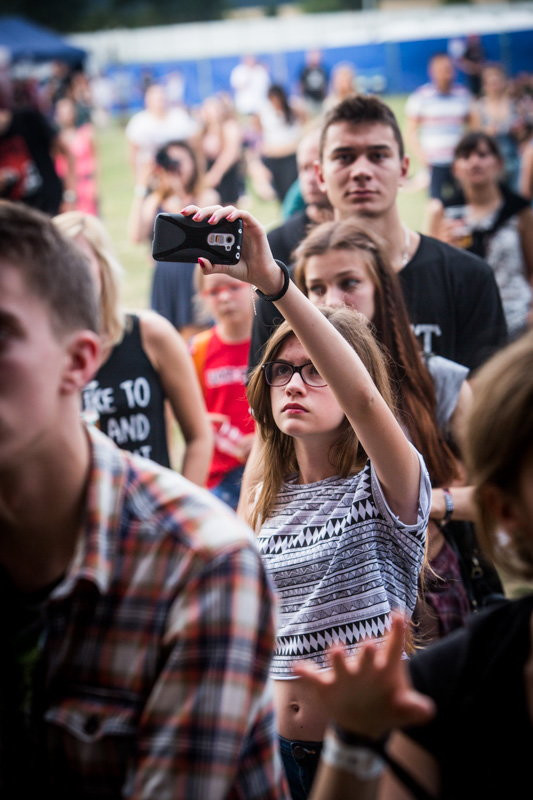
[[440, 487, 454, 526], [254, 260, 290, 302]]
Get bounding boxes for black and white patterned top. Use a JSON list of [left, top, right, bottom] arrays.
[[258, 451, 430, 678]]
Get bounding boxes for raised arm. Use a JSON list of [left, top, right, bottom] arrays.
[[181, 204, 422, 524], [139, 310, 213, 485]]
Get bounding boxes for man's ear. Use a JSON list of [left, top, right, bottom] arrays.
[[60, 330, 101, 396], [315, 159, 327, 193], [399, 154, 410, 184]]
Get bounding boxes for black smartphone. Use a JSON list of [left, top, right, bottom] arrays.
[[151, 212, 243, 265]]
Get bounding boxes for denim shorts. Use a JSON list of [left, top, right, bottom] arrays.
[[279, 734, 322, 800]]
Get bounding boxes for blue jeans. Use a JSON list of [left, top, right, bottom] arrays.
[[279, 735, 322, 800], [209, 465, 245, 510]]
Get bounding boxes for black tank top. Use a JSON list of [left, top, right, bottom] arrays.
[[82, 314, 170, 467]]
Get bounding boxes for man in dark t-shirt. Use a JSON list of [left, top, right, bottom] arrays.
[[249, 95, 507, 373]]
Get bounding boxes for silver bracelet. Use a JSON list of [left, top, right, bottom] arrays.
[[322, 729, 385, 781]]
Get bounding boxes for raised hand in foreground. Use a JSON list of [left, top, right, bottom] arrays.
[[293, 614, 436, 741]]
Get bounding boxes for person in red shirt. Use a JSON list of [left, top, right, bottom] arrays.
[[191, 269, 254, 508]]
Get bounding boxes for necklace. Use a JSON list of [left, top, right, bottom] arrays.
[[400, 225, 411, 268]]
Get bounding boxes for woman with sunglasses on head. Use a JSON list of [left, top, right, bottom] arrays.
[[129, 139, 218, 342], [180, 202, 431, 800], [292, 219, 505, 645]]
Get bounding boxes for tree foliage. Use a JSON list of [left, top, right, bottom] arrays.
[[2, 0, 228, 32]]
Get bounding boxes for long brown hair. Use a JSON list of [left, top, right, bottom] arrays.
[[293, 220, 458, 488], [246, 306, 395, 530]]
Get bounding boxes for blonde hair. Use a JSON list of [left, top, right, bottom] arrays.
[[246, 306, 395, 530], [466, 331, 533, 581], [53, 212, 124, 346]]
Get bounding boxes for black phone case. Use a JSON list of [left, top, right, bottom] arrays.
[[151, 212, 243, 265]]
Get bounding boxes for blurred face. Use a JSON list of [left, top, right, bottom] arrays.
[[297, 133, 327, 207], [268, 90, 284, 111], [453, 141, 502, 188], [333, 66, 355, 95], [202, 97, 222, 123], [318, 122, 408, 220], [269, 336, 344, 444], [430, 56, 454, 92], [200, 273, 251, 325], [161, 145, 195, 192], [145, 85, 167, 114], [55, 98, 76, 127], [0, 264, 72, 468], [482, 67, 506, 96], [304, 248, 376, 320]]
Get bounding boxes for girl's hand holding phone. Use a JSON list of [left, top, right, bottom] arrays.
[[180, 204, 285, 298]]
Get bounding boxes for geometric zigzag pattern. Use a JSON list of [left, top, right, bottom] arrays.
[[259, 459, 430, 677], [277, 613, 390, 656], [263, 501, 377, 555]]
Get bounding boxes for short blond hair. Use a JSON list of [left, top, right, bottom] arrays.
[[53, 212, 124, 346]]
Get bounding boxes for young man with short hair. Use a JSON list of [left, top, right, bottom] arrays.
[[316, 94, 506, 371], [0, 201, 288, 799], [240, 95, 507, 516]]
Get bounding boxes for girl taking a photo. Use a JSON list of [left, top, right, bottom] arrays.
[[181, 202, 430, 800]]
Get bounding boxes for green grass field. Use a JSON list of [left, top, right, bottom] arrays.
[[95, 94, 427, 310]]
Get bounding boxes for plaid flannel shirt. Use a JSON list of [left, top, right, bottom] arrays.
[[40, 426, 289, 799]]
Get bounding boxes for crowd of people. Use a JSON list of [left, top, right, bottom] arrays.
[[0, 41, 533, 800]]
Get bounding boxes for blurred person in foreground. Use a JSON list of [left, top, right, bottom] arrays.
[[0, 199, 288, 800]]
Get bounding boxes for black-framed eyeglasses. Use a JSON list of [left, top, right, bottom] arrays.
[[262, 361, 327, 387]]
